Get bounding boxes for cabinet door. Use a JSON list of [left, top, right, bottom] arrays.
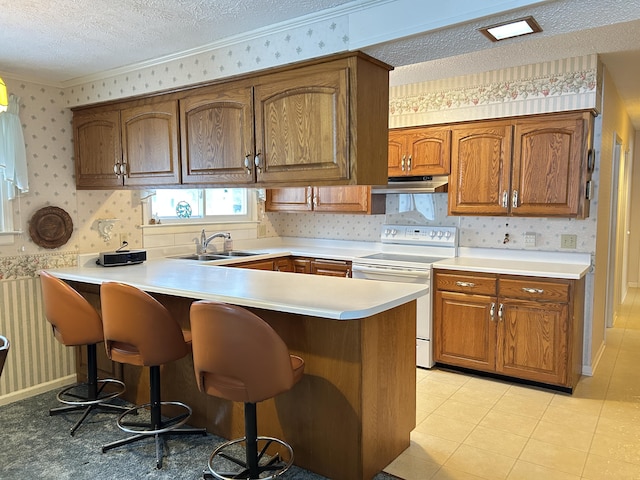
[[274, 257, 294, 272], [511, 114, 585, 216], [121, 99, 180, 186], [265, 187, 312, 212], [73, 109, 123, 188], [313, 186, 371, 213], [254, 66, 349, 184], [388, 130, 408, 177], [496, 299, 569, 386], [406, 127, 451, 175], [180, 82, 255, 185], [433, 291, 497, 372], [449, 122, 512, 215], [293, 258, 312, 274], [310, 259, 351, 277]]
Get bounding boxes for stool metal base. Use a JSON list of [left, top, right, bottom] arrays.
[[50, 378, 128, 436], [204, 436, 294, 480], [102, 400, 207, 469]]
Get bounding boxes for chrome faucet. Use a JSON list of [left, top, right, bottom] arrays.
[[197, 229, 232, 254]]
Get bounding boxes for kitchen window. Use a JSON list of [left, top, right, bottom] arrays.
[[150, 188, 254, 223]]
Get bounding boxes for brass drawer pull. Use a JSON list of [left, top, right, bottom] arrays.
[[455, 281, 476, 288], [522, 287, 544, 294]]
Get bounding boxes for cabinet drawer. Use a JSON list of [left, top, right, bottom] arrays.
[[435, 271, 497, 295], [499, 278, 569, 302]]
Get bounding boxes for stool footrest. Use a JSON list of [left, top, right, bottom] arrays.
[[206, 436, 294, 480], [55, 378, 125, 406]]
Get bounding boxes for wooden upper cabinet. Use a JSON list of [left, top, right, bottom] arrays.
[[74, 109, 123, 188], [180, 82, 255, 185], [74, 97, 180, 188], [253, 53, 391, 186], [266, 186, 384, 214], [511, 113, 587, 217], [254, 67, 348, 184], [449, 121, 512, 216], [73, 52, 391, 189], [120, 99, 180, 186], [449, 111, 593, 218], [388, 126, 451, 177]]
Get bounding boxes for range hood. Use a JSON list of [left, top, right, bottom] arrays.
[[371, 175, 449, 194]]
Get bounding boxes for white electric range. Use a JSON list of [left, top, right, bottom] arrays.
[[352, 224, 458, 368]]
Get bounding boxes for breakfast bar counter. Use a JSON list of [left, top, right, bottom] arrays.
[[44, 259, 424, 480]]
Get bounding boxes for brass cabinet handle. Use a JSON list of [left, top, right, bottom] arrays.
[[244, 154, 252, 174], [490, 302, 496, 321], [401, 155, 406, 171], [407, 155, 412, 171], [498, 303, 504, 321], [455, 281, 476, 288], [113, 163, 120, 177], [522, 287, 544, 294], [512, 190, 519, 208], [502, 191, 508, 208]]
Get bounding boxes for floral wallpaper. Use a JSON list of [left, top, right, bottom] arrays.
[[389, 70, 597, 115]]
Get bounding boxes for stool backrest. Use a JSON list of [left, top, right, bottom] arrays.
[[0, 335, 9, 378], [40, 271, 104, 346], [100, 282, 188, 367], [190, 301, 296, 404]]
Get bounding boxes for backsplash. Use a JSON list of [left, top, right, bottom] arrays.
[[265, 192, 596, 253]]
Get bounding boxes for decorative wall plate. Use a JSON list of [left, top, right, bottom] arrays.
[[28, 206, 73, 249]]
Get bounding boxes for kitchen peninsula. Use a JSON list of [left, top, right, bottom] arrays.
[[44, 258, 425, 480]]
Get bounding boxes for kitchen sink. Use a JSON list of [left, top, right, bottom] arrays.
[[170, 251, 260, 261]]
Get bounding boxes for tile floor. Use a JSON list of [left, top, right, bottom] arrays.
[[383, 287, 640, 480]]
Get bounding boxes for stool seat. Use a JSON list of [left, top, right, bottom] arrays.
[[190, 301, 305, 480], [99, 281, 206, 469], [0, 335, 9, 378], [40, 271, 128, 436]]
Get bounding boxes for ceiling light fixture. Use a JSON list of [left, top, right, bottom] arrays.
[[0, 77, 7, 112], [479, 16, 542, 42]]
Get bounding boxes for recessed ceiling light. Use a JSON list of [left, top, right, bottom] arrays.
[[479, 16, 542, 42]]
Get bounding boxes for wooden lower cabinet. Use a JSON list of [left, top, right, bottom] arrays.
[[433, 269, 584, 390]]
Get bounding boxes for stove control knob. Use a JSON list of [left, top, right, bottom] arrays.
[[428, 230, 436, 238], [436, 230, 444, 238], [444, 231, 452, 239]]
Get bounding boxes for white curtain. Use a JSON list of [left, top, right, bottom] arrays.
[[0, 93, 29, 200]]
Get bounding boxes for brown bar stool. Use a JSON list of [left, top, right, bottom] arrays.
[[190, 301, 305, 480], [99, 281, 207, 469], [0, 335, 9, 378], [39, 271, 128, 436]]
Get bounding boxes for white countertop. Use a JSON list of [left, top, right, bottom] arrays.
[[45, 258, 427, 320], [433, 248, 591, 279]]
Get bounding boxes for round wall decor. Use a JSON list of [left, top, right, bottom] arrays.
[[28, 206, 73, 249]]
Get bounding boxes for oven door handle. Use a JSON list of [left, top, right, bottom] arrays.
[[352, 264, 431, 280]]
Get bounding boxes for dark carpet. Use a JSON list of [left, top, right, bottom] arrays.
[[0, 389, 402, 480]]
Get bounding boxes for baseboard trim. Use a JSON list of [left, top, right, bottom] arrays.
[[0, 375, 76, 407], [582, 340, 606, 376]]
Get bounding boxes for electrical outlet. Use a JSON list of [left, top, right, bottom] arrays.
[[561, 234, 577, 249], [257, 224, 267, 237], [524, 232, 537, 247]]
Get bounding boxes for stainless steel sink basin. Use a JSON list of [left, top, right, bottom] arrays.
[[170, 251, 260, 261]]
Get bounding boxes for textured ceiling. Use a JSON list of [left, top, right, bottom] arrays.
[[2, 0, 640, 126]]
